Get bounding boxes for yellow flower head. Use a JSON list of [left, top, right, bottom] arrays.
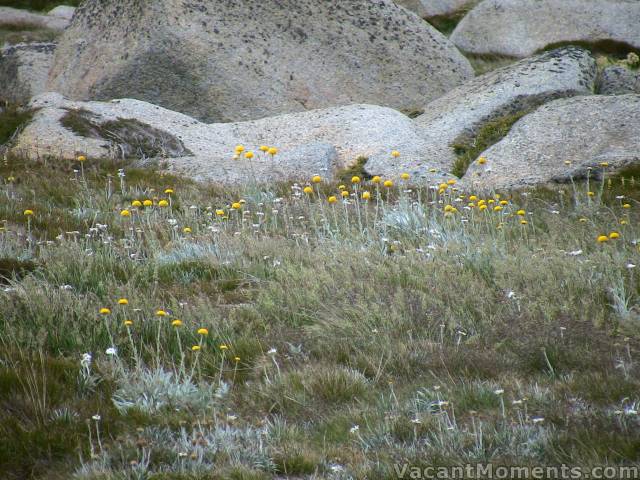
[[120, 209, 131, 217], [197, 328, 209, 335], [23, 209, 34, 216], [77, 155, 87, 162], [312, 175, 322, 184], [444, 205, 454, 213], [438, 183, 448, 190], [131, 200, 142, 207], [499, 200, 508, 206], [219, 344, 229, 350], [400, 173, 410, 180], [259, 145, 269, 152], [338, 184, 346, 190], [623, 203, 631, 209], [516, 209, 526, 216], [600, 162, 609, 167], [172, 319, 183, 327], [118, 298, 128, 305], [597, 235, 609, 243], [216, 209, 226, 216], [361, 191, 371, 200], [235, 145, 245, 153], [587, 191, 595, 197], [341, 190, 349, 198], [328, 196, 337, 204], [124, 320, 133, 326], [479, 204, 488, 211], [156, 309, 168, 317], [477, 157, 487, 165], [609, 232, 620, 240], [143, 200, 153, 207], [579, 217, 588, 223], [351, 176, 361, 184], [183, 227, 192, 234], [303, 186, 314, 195], [245, 151, 254, 159], [469, 195, 478, 202], [493, 205, 503, 212], [391, 150, 400, 158], [234, 356, 241, 362], [164, 188, 174, 194], [383, 180, 393, 188], [372, 176, 381, 184], [232, 202, 242, 210], [520, 220, 528, 225], [99, 308, 111, 315], [268, 147, 278, 156], [447, 179, 457, 186], [158, 200, 169, 207], [191, 345, 201, 351]]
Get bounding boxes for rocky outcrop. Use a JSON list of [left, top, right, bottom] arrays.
[[47, 6, 76, 21], [12, 93, 438, 185], [0, 6, 72, 31], [0, 42, 56, 104], [462, 95, 640, 191], [394, 0, 478, 19], [598, 65, 640, 95], [47, 0, 474, 123], [365, 47, 596, 179], [450, 0, 640, 57]]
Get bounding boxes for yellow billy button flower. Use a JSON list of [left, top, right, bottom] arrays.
[[232, 202, 242, 210], [438, 183, 448, 190], [268, 147, 278, 156], [123, 320, 133, 326], [520, 220, 528, 225], [328, 196, 337, 204], [609, 232, 620, 240], [623, 203, 631, 209], [341, 190, 349, 198], [400, 172, 410, 180], [597, 235, 609, 243], [516, 209, 526, 216], [99, 308, 111, 315], [479, 204, 488, 211], [447, 179, 457, 186], [143, 199, 153, 207], [493, 206, 503, 212], [338, 184, 346, 190], [118, 298, 129, 305], [219, 344, 229, 351], [587, 191, 595, 197], [172, 319, 183, 327], [469, 195, 478, 202], [77, 155, 86, 162], [197, 328, 209, 335], [372, 176, 381, 184], [245, 151, 254, 159], [216, 209, 226, 216], [234, 356, 241, 362], [391, 150, 400, 158], [312, 175, 322, 184], [303, 186, 313, 195], [235, 145, 245, 153], [120, 209, 131, 217], [499, 200, 508, 206], [156, 309, 168, 317], [579, 217, 588, 223], [383, 180, 393, 188], [24, 209, 34, 216], [131, 200, 142, 207], [183, 227, 192, 234], [158, 200, 169, 207], [477, 157, 487, 165], [444, 205, 454, 213], [259, 145, 269, 152], [468, 202, 476, 208], [164, 188, 174, 194], [600, 162, 609, 167], [351, 176, 361, 184], [191, 345, 201, 351], [361, 191, 371, 200], [621, 219, 629, 225]]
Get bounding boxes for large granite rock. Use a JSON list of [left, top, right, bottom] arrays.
[[0, 6, 72, 31], [394, 0, 478, 19], [462, 95, 640, 191], [365, 47, 596, 179], [11, 93, 437, 185], [0, 42, 56, 104], [450, 0, 640, 57], [47, 0, 474, 123], [598, 65, 640, 95]]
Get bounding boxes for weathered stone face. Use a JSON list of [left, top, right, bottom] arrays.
[[0, 6, 73, 31], [450, 0, 640, 58], [0, 42, 57, 104], [462, 95, 640, 191], [365, 47, 597, 180], [394, 0, 478, 19], [598, 65, 640, 95], [13, 93, 436, 185], [47, 0, 474, 123]]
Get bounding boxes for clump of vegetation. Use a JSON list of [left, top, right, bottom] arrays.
[[2, 153, 640, 478], [0, 0, 79, 11], [451, 110, 529, 177], [0, 103, 34, 145]]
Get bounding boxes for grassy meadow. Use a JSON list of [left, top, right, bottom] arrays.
[[0, 148, 639, 479]]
